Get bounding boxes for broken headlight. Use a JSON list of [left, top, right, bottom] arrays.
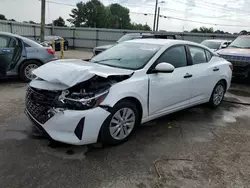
[[58, 89, 109, 110]]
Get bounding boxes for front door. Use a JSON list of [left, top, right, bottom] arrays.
[[148, 45, 192, 115], [0, 35, 15, 77]]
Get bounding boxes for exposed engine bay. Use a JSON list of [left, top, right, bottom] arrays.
[[55, 75, 131, 110]]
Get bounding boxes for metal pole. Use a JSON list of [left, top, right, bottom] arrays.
[[156, 7, 160, 32], [40, 0, 46, 42], [153, 0, 158, 32]]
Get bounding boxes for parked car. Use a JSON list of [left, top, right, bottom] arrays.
[[217, 35, 250, 79], [93, 33, 179, 55], [0, 32, 57, 82], [39, 36, 69, 51], [25, 39, 232, 146], [201, 39, 232, 52]]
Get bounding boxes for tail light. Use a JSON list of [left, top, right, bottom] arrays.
[[229, 64, 233, 71], [46, 48, 55, 55]]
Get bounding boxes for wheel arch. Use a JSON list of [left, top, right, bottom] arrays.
[[18, 59, 43, 75]]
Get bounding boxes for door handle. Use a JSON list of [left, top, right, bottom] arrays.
[[2, 49, 10, 53], [213, 67, 220, 71], [184, 73, 193, 78]]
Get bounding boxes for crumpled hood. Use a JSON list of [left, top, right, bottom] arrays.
[[217, 48, 250, 57], [32, 59, 134, 88]]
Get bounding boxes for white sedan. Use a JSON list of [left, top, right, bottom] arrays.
[[25, 39, 232, 145]]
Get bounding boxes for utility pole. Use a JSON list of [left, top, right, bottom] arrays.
[[41, 0, 46, 42], [156, 7, 160, 32], [153, 0, 158, 32]]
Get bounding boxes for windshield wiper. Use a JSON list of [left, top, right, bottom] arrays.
[[92, 58, 121, 63]]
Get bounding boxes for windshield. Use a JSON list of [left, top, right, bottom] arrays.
[[117, 34, 141, 43], [201, 41, 221, 49], [228, 36, 250, 49], [91, 42, 161, 70]]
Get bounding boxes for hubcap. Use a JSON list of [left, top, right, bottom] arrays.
[[24, 64, 38, 80], [109, 108, 136, 140], [213, 84, 224, 105]]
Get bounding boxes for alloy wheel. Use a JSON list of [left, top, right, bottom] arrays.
[[109, 108, 136, 140]]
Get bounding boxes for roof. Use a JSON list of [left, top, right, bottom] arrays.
[[0, 31, 42, 47], [203, 39, 232, 42], [126, 38, 198, 46]]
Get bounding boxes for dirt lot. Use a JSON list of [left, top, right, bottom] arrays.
[[0, 50, 250, 188]]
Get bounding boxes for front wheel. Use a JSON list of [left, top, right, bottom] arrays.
[[99, 100, 140, 145], [209, 81, 226, 108]]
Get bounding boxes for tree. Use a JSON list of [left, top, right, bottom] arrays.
[[53, 16, 66, 27], [8, 19, 16, 22], [29, 21, 37, 24], [239, 30, 248, 35], [0, 14, 7, 20], [191, 26, 214, 33], [67, 0, 108, 28], [130, 23, 151, 31], [107, 3, 130, 29]]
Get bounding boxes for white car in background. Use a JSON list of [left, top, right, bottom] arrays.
[[201, 39, 232, 52], [25, 39, 232, 146]]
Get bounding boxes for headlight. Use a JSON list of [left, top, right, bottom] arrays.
[[58, 90, 109, 110]]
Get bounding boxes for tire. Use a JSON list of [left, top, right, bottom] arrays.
[[19, 60, 41, 82], [209, 81, 226, 108], [99, 100, 140, 145]]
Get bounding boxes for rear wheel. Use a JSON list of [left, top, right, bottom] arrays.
[[209, 81, 226, 108], [19, 60, 41, 82], [100, 100, 140, 145]]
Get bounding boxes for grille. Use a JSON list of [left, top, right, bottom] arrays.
[[26, 87, 58, 124], [220, 55, 250, 67]]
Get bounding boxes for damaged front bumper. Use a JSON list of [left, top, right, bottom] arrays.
[[25, 107, 110, 145]]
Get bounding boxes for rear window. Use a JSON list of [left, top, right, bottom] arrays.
[[201, 41, 221, 50]]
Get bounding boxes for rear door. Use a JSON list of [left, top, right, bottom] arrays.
[[0, 35, 15, 77], [187, 45, 220, 104], [148, 45, 192, 115]]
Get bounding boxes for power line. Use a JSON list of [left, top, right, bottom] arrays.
[[42, 0, 250, 28], [130, 12, 250, 27]]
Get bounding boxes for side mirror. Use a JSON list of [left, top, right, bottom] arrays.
[[153, 62, 175, 73], [221, 44, 227, 49]]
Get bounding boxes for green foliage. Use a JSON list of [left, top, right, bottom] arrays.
[[0, 14, 7, 20], [191, 26, 214, 33], [67, 0, 151, 30], [130, 23, 151, 31], [53, 17, 66, 27], [67, 0, 108, 28], [107, 3, 131, 29], [190, 26, 232, 34]]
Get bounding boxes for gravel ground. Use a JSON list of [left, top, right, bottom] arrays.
[[0, 51, 250, 188]]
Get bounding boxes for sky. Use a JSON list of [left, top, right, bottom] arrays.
[[0, 0, 250, 33]]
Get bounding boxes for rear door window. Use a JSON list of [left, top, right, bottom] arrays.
[[189, 46, 207, 65]]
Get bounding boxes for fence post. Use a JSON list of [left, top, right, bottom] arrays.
[[33, 25, 36, 40], [8, 22, 13, 33], [72, 28, 76, 49], [96, 29, 99, 47]]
